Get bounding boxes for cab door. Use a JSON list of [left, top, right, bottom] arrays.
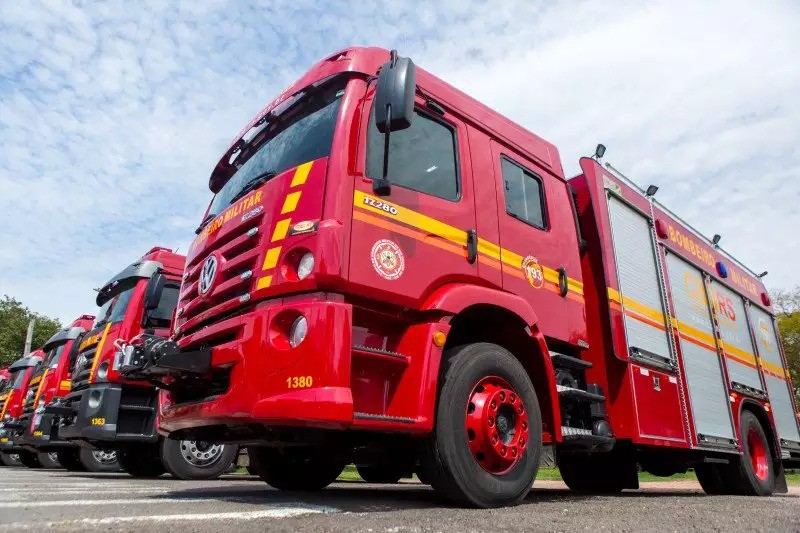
[[348, 91, 480, 309]]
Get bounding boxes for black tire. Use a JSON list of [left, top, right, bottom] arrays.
[[57, 449, 87, 472], [558, 454, 625, 493], [246, 465, 259, 476], [415, 466, 432, 485], [161, 439, 239, 480], [19, 450, 42, 469], [0, 453, 23, 467], [727, 411, 775, 496], [79, 448, 120, 472], [117, 444, 166, 478], [695, 464, 727, 495], [248, 445, 347, 491], [356, 464, 405, 484], [419, 343, 542, 508], [37, 452, 61, 469]]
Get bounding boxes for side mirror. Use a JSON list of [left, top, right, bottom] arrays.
[[143, 273, 166, 312], [373, 50, 416, 196]]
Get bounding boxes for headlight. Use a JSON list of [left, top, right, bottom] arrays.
[[289, 316, 308, 348], [96, 361, 110, 381], [297, 252, 315, 280]]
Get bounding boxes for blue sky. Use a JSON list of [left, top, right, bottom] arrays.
[[1, 0, 799, 323]]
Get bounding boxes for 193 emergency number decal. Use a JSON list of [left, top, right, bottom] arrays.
[[363, 196, 398, 215], [371, 239, 405, 280]]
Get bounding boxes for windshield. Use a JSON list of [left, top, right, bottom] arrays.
[[10, 370, 26, 390], [206, 79, 347, 219], [93, 287, 135, 329], [42, 344, 67, 370]]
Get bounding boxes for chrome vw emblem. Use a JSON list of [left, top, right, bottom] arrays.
[[198, 255, 218, 295]]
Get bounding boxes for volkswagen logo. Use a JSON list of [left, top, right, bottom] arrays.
[[198, 255, 219, 295]]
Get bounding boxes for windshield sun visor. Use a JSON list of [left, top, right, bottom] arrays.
[[42, 326, 87, 352], [96, 260, 163, 306]]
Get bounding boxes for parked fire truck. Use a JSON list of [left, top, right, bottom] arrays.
[[56, 247, 238, 479], [1, 351, 48, 467], [13, 315, 120, 471], [122, 47, 800, 507]]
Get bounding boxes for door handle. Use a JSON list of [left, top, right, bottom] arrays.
[[466, 229, 478, 265]]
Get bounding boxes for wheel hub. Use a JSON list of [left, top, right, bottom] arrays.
[[466, 376, 529, 474], [180, 440, 225, 466], [93, 450, 117, 464], [746, 427, 768, 481]]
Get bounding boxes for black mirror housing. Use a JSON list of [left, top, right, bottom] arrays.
[[143, 272, 166, 311], [374, 52, 416, 133]]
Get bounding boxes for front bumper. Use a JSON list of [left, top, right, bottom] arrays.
[[158, 300, 354, 435], [58, 383, 159, 445], [14, 412, 75, 452], [0, 424, 24, 454]]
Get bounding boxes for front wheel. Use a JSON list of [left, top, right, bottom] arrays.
[[161, 439, 238, 480], [0, 453, 23, 467], [37, 452, 61, 469], [420, 342, 542, 508], [248, 445, 347, 491], [81, 448, 120, 472]]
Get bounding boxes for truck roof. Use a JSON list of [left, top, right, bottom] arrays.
[[209, 46, 564, 192]]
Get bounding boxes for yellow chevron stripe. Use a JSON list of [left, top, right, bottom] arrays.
[[32, 368, 49, 408], [256, 276, 273, 290], [88, 322, 112, 383], [262, 246, 281, 271], [281, 191, 302, 214], [271, 219, 291, 242], [290, 161, 314, 187]]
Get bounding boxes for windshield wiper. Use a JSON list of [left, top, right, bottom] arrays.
[[194, 213, 215, 235], [228, 171, 277, 205]]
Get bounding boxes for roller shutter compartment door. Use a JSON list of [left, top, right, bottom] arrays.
[[607, 195, 672, 364], [665, 253, 734, 441], [749, 306, 800, 445], [710, 281, 763, 392]]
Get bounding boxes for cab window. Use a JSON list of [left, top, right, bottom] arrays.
[[367, 108, 459, 201], [147, 284, 179, 328], [501, 156, 547, 229]]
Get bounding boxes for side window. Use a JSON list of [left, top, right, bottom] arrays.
[[501, 156, 547, 229], [148, 284, 179, 327], [367, 108, 459, 201]]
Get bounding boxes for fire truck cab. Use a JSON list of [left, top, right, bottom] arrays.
[[13, 315, 120, 471], [57, 247, 238, 479], [124, 47, 799, 507], [0, 351, 45, 467]]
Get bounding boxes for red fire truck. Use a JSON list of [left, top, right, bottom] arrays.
[[0, 351, 47, 467], [13, 315, 120, 471], [124, 47, 800, 507], [57, 247, 238, 479]]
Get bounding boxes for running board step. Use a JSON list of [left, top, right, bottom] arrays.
[[560, 426, 615, 450], [550, 352, 592, 370], [557, 385, 605, 403], [352, 345, 410, 365]]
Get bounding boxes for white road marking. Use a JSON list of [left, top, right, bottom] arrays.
[[0, 497, 220, 508], [0, 505, 338, 529]]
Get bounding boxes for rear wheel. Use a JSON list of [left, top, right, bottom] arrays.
[[419, 343, 542, 508], [696, 411, 775, 496], [56, 449, 87, 472], [161, 439, 238, 480], [18, 450, 42, 469], [248, 445, 347, 491], [356, 463, 406, 484], [0, 453, 23, 467], [117, 444, 166, 478]]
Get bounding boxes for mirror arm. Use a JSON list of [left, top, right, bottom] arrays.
[[373, 105, 392, 196]]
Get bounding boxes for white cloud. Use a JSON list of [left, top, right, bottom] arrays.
[[0, 0, 798, 325]]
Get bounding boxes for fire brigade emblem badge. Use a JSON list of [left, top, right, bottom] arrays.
[[371, 239, 405, 280], [521, 255, 545, 289], [198, 254, 219, 295]]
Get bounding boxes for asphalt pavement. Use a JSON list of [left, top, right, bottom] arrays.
[[0, 467, 798, 531]]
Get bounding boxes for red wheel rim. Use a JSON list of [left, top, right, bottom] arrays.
[[465, 376, 529, 475], [746, 427, 769, 481]]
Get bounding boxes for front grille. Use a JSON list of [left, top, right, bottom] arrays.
[[71, 344, 98, 392], [178, 211, 264, 331]]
